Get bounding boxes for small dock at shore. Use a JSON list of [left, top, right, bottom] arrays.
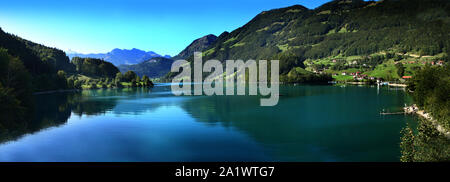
[[379, 112, 406, 115], [381, 105, 450, 139]]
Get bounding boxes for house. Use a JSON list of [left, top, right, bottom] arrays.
[[376, 78, 384, 83], [402, 76, 412, 79], [437, 60, 444, 65]]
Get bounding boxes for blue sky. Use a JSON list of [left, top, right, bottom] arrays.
[[0, 0, 333, 56]]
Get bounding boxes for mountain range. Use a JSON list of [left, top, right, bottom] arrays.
[[164, 0, 449, 81], [172, 34, 217, 60], [118, 34, 219, 78], [200, 0, 449, 62], [67, 48, 171, 66], [2, 0, 449, 84]]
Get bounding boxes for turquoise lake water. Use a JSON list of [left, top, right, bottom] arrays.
[[0, 84, 417, 161]]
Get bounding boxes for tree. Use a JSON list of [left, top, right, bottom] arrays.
[[393, 54, 403, 62], [142, 75, 154, 87], [90, 83, 97, 89], [273, 52, 305, 74], [74, 79, 82, 89], [0, 48, 33, 127], [396, 64, 405, 77], [67, 77, 75, 89], [131, 79, 137, 87], [135, 75, 141, 83], [400, 125, 415, 162], [116, 81, 124, 88], [115, 72, 123, 82], [0, 48, 32, 106], [408, 65, 450, 130], [56, 70, 68, 89], [71, 57, 119, 78], [124, 71, 137, 82], [0, 84, 26, 128]]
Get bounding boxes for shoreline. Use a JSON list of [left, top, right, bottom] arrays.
[[404, 105, 450, 139], [334, 81, 408, 88], [387, 83, 407, 87], [33, 89, 81, 95], [336, 81, 408, 87], [32, 85, 156, 95], [344, 82, 367, 85]]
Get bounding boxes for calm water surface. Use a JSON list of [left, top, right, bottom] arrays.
[[0, 84, 417, 161]]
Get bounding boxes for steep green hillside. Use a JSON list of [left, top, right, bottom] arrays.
[[18, 37, 75, 73], [0, 28, 76, 91], [169, 0, 449, 82], [206, 0, 449, 60]]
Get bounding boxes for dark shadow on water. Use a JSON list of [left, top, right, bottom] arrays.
[[0, 87, 163, 144]]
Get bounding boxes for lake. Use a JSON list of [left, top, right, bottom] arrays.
[[0, 84, 417, 162]]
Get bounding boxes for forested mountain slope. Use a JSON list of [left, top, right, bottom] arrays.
[[118, 57, 174, 78], [173, 34, 217, 60], [0, 28, 75, 91], [167, 0, 449, 82], [204, 0, 449, 62]]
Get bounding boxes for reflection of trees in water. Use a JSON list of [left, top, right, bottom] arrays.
[[1, 92, 71, 144], [108, 86, 179, 115], [70, 93, 117, 116], [0, 89, 124, 144], [180, 86, 415, 161], [180, 85, 331, 124]]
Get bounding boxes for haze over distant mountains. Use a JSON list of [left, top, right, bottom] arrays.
[[67, 48, 171, 66], [118, 34, 219, 78]]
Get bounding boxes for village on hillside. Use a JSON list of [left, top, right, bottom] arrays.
[[304, 52, 446, 86]]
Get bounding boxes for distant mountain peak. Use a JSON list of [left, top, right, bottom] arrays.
[[173, 34, 218, 60], [285, 4, 308, 10], [67, 48, 168, 66]]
